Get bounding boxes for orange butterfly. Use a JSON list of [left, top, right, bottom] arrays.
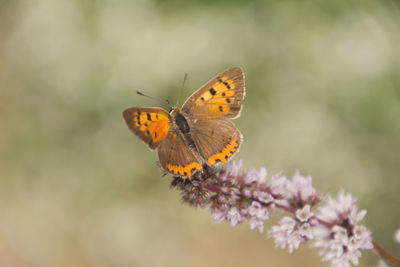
[[123, 67, 245, 178]]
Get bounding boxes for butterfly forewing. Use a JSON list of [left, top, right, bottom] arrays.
[[190, 119, 242, 166], [182, 67, 245, 119], [123, 107, 171, 149], [158, 131, 202, 178]]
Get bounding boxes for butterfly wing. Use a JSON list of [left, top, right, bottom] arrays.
[[182, 67, 245, 119], [158, 131, 202, 178], [190, 119, 242, 166], [123, 107, 171, 149]]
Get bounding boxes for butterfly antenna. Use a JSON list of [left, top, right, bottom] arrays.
[[136, 91, 170, 108], [176, 73, 188, 106]]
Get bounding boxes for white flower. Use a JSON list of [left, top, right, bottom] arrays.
[[248, 201, 269, 220], [211, 208, 227, 224], [269, 174, 287, 195], [228, 160, 242, 177], [249, 217, 264, 232], [299, 223, 314, 240], [226, 207, 242, 226], [256, 167, 268, 184], [245, 167, 267, 185], [349, 209, 367, 226], [286, 174, 316, 202], [332, 225, 349, 244], [353, 225, 373, 250], [296, 205, 314, 222], [271, 172, 318, 207], [257, 191, 274, 204], [319, 192, 357, 223], [270, 216, 301, 253]]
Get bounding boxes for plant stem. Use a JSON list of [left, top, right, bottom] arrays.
[[372, 240, 400, 265]]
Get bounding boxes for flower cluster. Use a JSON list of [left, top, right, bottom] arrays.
[[169, 160, 375, 267], [173, 160, 273, 232], [314, 193, 373, 267]]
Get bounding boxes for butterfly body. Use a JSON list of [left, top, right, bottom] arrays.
[[123, 67, 245, 178], [172, 108, 191, 134], [169, 107, 197, 152]]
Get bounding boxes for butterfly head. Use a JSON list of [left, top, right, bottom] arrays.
[[169, 106, 180, 116]]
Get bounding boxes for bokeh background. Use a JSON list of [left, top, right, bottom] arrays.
[[1, 0, 400, 266]]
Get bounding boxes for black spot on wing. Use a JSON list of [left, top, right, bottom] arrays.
[[136, 112, 141, 124], [223, 81, 231, 89], [209, 88, 216, 95]]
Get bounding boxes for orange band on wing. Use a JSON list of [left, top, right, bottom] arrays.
[[166, 162, 202, 178], [208, 138, 239, 165]]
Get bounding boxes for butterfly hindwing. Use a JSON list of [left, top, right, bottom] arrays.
[[158, 130, 202, 178], [182, 67, 245, 119], [123, 107, 171, 149], [190, 119, 242, 166]]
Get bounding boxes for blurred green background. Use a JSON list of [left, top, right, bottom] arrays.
[[1, 0, 400, 266]]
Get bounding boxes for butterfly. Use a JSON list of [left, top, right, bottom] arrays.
[[123, 67, 245, 178]]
